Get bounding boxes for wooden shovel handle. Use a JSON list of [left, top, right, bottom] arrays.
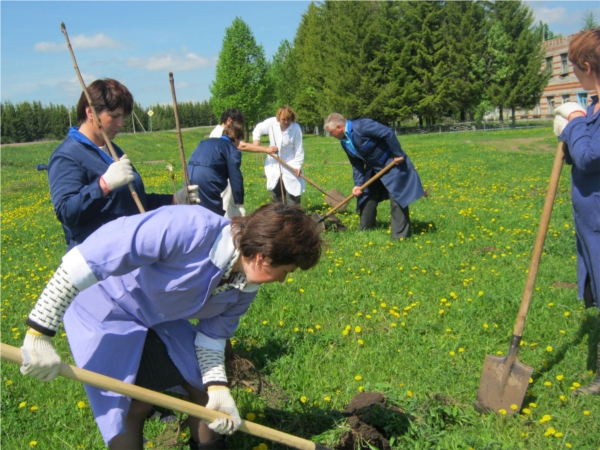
[[169, 72, 191, 196], [513, 142, 565, 337], [0, 343, 328, 450], [323, 158, 401, 219], [269, 154, 328, 195]]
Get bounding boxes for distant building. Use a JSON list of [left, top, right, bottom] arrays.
[[519, 33, 597, 119]]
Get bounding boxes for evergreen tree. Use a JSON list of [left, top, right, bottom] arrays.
[[268, 39, 297, 110], [291, 2, 328, 126], [581, 10, 598, 31], [210, 17, 270, 125], [490, 1, 550, 123]]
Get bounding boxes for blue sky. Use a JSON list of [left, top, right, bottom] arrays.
[[1, 1, 599, 108]]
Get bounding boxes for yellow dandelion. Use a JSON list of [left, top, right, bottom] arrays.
[[529, 402, 537, 408], [300, 396, 307, 403], [583, 410, 590, 416], [564, 312, 570, 317], [449, 351, 455, 356], [258, 443, 268, 450], [544, 381, 552, 387], [357, 339, 364, 345], [510, 404, 518, 410], [5, 380, 12, 386], [559, 395, 566, 402], [323, 396, 331, 402], [483, 323, 489, 329], [354, 326, 361, 333], [478, 291, 484, 296], [358, 386, 364, 392], [544, 427, 556, 437], [407, 391, 413, 397], [555, 432, 564, 438], [29, 442, 37, 447], [19, 401, 27, 408], [572, 382, 581, 388], [498, 409, 507, 415], [355, 375, 362, 381], [246, 412, 256, 421], [566, 443, 572, 448], [556, 375, 564, 381], [522, 408, 531, 415], [546, 346, 553, 352]]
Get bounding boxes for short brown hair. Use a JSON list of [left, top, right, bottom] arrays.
[[222, 121, 245, 142], [568, 27, 600, 73], [230, 203, 322, 270], [276, 105, 298, 123], [76, 79, 134, 124]]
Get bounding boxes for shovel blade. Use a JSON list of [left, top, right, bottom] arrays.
[[474, 354, 533, 416], [311, 212, 326, 233], [325, 189, 348, 212]]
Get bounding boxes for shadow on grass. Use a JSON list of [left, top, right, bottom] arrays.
[[537, 312, 599, 375]]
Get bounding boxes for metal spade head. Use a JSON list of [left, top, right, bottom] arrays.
[[474, 354, 534, 416], [325, 188, 348, 212]]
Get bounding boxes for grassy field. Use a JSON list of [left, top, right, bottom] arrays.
[[1, 127, 599, 449]]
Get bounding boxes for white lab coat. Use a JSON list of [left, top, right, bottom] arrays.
[[252, 117, 305, 196]]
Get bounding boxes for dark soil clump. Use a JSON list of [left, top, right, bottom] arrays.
[[335, 392, 412, 450]]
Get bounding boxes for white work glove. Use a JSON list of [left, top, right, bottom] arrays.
[[236, 205, 247, 217], [205, 386, 242, 434], [20, 332, 62, 382], [101, 155, 134, 192], [555, 102, 586, 120], [175, 185, 200, 205], [554, 115, 569, 137]]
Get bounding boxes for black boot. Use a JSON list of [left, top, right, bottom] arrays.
[[573, 343, 600, 396], [188, 437, 227, 450]]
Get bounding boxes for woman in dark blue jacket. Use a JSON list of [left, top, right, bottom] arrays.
[[48, 79, 199, 250], [188, 122, 245, 216], [553, 28, 600, 396]]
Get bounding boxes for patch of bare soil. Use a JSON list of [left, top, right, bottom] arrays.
[[552, 281, 578, 289], [477, 137, 556, 154], [335, 392, 412, 450], [474, 246, 501, 253]]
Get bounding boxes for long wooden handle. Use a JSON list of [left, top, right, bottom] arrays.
[[169, 72, 191, 192], [513, 142, 565, 337], [1, 343, 329, 450], [269, 154, 328, 195], [322, 159, 401, 220], [61, 22, 145, 214]]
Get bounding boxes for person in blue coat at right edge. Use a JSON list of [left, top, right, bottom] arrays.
[[324, 113, 424, 238], [553, 27, 600, 396]]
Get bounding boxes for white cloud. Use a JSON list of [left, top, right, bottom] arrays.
[[126, 52, 214, 72], [177, 81, 192, 88], [34, 33, 122, 53], [532, 6, 568, 25]]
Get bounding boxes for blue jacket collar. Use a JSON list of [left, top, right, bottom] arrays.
[[68, 127, 114, 164]]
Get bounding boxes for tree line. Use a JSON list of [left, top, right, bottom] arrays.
[[212, 0, 552, 128], [0, 100, 216, 144]]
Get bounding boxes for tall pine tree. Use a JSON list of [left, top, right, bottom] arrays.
[[210, 17, 270, 125]]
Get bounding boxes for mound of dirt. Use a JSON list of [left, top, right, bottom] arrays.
[[335, 392, 412, 450]]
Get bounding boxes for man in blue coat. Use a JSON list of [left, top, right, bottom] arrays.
[[324, 113, 424, 238]]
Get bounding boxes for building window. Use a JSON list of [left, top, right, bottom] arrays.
[[578, 93, 588, 108], [562, 95, 570, 104], [561, 53, 568, 74], [547, 97, 555, 114], [546, 56, 553, 73]]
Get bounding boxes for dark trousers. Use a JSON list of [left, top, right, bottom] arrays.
[[359, 193, 410, 238], [271, 177, 301, 206]]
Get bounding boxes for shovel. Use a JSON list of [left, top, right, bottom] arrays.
[[312, 159, 401, 232], [269, 154, 348, 211], [474, 142, 565, 416], [1, 343, 330, 450]]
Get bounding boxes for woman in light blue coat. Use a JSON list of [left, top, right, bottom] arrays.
[[19, 204, 323, 449]]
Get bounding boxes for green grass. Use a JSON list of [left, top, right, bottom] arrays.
[[2, 127, 599, 449]]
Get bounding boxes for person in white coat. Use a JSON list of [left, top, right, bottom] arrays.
[[252, 106, 305, 206], [209, 109, 277, 217]]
